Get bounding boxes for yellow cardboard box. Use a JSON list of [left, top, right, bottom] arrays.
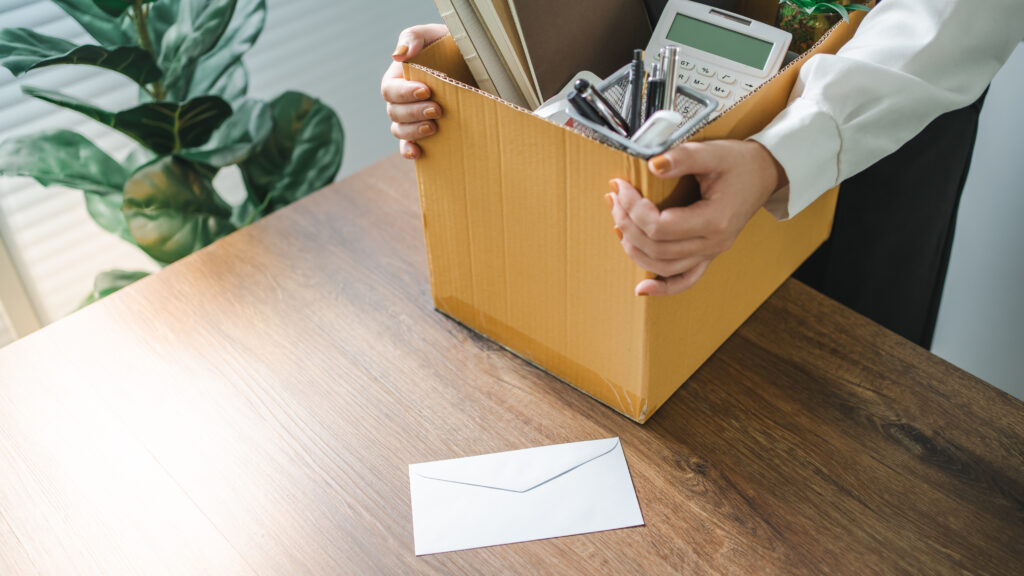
[[405, 4, 868, 422]]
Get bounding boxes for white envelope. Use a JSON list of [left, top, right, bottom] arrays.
[[409, 437, 644, 555]]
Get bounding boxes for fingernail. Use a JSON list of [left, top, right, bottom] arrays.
[[649, 155, 671, 174], [413, 87, 430, 99], [418, 123, 434, 136], [604, 193, 614, 209], [423, 106, 440, 119], [614, 226, 623, 241], [608, 179, 619, 193], [392, 44, 409, 58]]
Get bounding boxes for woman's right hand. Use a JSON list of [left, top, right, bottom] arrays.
[[381, 24, 449, 159]]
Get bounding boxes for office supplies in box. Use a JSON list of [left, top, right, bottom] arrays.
[[405, 2, 868, 422]]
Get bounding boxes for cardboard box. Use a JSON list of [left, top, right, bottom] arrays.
[[405, 5, 868, 422]]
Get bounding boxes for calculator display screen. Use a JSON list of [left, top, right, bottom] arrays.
[[666, 14, 774, 70]]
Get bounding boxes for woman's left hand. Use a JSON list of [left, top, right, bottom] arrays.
[[608, 139, 787, 297]]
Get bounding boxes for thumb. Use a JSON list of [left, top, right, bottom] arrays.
[[393, 24, 449, 61], [647, 142, 720, 179]]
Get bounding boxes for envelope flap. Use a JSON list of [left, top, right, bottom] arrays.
[[413, 438, 620, 493]]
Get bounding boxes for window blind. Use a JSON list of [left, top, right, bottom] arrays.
[[0, 0, 438, 330]]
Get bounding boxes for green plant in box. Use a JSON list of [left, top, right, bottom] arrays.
[[0, 0, 345, 305], [777, 0, 871, 53]]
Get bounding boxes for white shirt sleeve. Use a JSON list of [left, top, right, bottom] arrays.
[[750, 0, 1024, 220]]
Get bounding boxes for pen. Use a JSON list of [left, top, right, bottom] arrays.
[[645, 61, 664, 121], [661, 46, 680, 112], [576, 79, 630, 137], [627, 49, 644, 135]]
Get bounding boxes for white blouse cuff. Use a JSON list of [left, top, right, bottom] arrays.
[[749, 97, 842, 221]]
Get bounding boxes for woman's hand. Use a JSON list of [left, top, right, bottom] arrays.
[[381, 24, 449, 159], [608, 140, 788, 297]]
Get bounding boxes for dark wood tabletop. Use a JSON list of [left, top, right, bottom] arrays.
[[1, 155, 1021, 575]]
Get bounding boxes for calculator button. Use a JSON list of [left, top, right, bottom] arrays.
[[689, 76, 709, 91], [678, 58, 695, 70], [697, 65, 715, 77], [718, 73, 736, 84], [742, 80, 757, 91], [677, 72, 689, 84], [711, 84, 731, 98]]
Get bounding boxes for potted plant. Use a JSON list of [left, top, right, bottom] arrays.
[[0, 0, 345, 304], [776, 0, 871, 53]]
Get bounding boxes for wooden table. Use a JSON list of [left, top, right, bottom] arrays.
[[1, 156, 1022, 575]]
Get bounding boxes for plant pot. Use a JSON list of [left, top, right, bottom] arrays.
[[775, 3, 841, 54]]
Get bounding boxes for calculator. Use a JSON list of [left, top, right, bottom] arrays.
[[646, 0, 792, 116]]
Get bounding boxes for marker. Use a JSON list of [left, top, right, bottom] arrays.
[[661, 46, 680, 112], [566, 86, 606, 127], [645, 62, 664, 120]]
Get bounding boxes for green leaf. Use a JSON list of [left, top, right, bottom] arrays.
[[0, 130, 126, 195], [0, 28, 160, 85], [230, 196, 262, 228], [240, 91, 344, 212], [51, 0, 135, 47], [117, 96, 233, 153], [80, 269, 150, 308], [122, 156, 235, 263], [22, 85, 113, 124], [189, 0, 265, 98], [158, 0, 238, 99], [123, 146, 157, 173], [92, 0, 154, 18], [205, 60, 248, 105], [815, 3, 850, 21], [178, 99, 271, 167], [85, 191, 134, 243], [0, 29, 76, 76], [23, 86, 232, 154], [145, 1, 178, 60], [844, 4, 872, 12]]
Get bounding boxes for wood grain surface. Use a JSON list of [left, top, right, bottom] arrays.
[[1, 155, 1021, 575]]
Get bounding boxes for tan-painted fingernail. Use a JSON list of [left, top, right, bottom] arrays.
[[392, 44, 409, 58], [413, 87, 430, 99], [418, 123, 434, 136], [614, 226, 623, 241], [604, 193, 614, 209], [608, 179, 619, 193], [423, 106, 440, 119], [649, 155, 671, 174]]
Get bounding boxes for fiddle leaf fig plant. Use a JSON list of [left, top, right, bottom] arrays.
[[0, 0, 344, 304]]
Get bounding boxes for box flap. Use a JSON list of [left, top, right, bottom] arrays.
[[409, 35, 477, 87]]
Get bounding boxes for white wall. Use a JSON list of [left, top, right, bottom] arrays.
[[932, 41, 1024, 401]]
